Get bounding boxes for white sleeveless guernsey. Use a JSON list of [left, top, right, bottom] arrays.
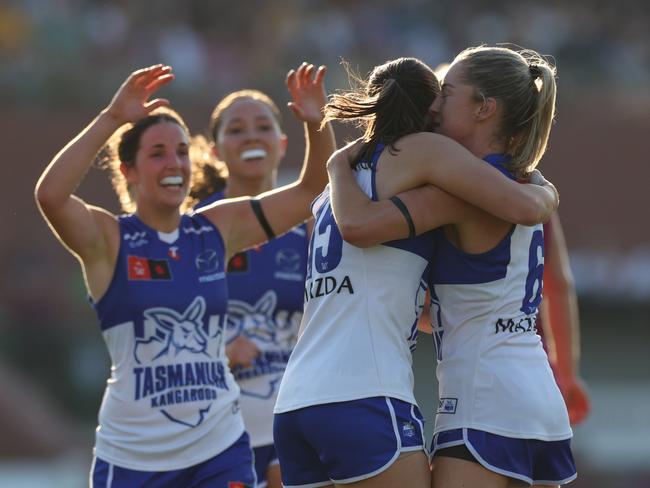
[[197, 192, 308, 448], [92, 214, 244, 471], [430, 206, 572, 441], [274, 145, 435, 413]]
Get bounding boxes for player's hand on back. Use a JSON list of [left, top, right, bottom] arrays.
[[326, 138, 365, 172], [528, 169, 559, 220]]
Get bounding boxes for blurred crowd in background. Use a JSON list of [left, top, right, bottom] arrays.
[[1, 0, 649, 108], [0, 1, 649, 486]]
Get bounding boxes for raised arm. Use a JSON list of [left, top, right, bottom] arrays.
[[539, 213, 591, 425], [328, 134, 558, 247], [200, 63, 335, 259], [35, 65, 173, 295]]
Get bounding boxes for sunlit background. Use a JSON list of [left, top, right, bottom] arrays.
[[1, 1, 648, 486]]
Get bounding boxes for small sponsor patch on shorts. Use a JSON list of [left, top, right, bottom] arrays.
[[437, 398, 458, 414], [402, 421, 416, 438]]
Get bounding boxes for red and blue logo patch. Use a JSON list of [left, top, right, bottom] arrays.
[[127, 255, 172, 281]]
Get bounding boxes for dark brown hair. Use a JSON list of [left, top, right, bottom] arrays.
[[208, 89, 282, 144], [323, 57, 440, 166], [187, 134, 227, 206], [97, 107, 191, 212], [187, 90, 282, 206]]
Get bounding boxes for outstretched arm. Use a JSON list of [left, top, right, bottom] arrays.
[[201, 63, 335, 259], [540, 213, 591, 425]]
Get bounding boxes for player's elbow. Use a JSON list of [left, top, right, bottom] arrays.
[[519, 213, 542, 227], [338, 221, 377, 248], [515, 199, 549, 226], [34, 179, 71, 222], [34, 180, 56, 214], [550, 272, 576, 294]]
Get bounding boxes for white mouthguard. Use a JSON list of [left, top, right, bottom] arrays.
[[160, 176, 183, 186], [240, 149, 267, 160]]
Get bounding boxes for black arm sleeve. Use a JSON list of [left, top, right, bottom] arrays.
[[250, 198, 276, 241], [389, 195, 416, 239]]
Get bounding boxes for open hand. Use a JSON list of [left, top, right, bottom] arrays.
[[528, 169, 559, 221], [286, 62, 328, 124], [104, 64, 174, 125], [556, 375, 591, 425]]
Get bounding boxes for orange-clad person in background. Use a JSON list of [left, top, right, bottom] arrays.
[[539, 212, 591, 425]]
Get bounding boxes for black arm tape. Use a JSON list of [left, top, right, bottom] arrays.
[[389, 196, 416, 239], [250, 198, 276, 241]]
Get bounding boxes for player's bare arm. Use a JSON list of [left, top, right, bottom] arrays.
[[200, 62, 335, 260], [35, 65, 174, 298], [329, 134, 559, 247]]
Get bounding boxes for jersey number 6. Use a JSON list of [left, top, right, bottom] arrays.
[[521, 229, 544, 315]]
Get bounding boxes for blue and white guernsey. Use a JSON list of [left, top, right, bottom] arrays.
[[92, 213, 244, 471], [198, 192, 308, 448], [430, 155, 572, 441], [274, 145, 435, 413]]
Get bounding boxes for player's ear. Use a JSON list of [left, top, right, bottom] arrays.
[[279, 133, 288, 159], [211, 143, 220, 159], [475, 97, 497, 121], [120, 162, 138, 184]]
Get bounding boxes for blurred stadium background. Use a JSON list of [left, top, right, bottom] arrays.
[[0, 0, 648, 486]]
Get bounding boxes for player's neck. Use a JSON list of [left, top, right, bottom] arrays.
[[225, 174, 276, 198], [471, 125, 506, 160], [464, 137, 506, 161], [135, 205, 182, 233]]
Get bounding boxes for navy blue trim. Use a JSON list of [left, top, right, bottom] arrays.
[[369, 143, 384, 201], [427, 153, 517, 286], [194, 190, 226, 210], [94, 213, 227, 333], [483, 154, 515, 180], [383, 230, 436, 261], [91, 214, 150, 311], [432, 429, 576, 486], [429, 226, 514, 285]]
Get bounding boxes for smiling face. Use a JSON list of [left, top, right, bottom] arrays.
[[122, 121, 191, 211], [213, 98, 287, 183]]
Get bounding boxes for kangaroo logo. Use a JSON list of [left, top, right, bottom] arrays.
[[135, 296, 210, 364], [226, 291, 300, 399], [225, 291, 297, 349], [133, 296, 227, 427]]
